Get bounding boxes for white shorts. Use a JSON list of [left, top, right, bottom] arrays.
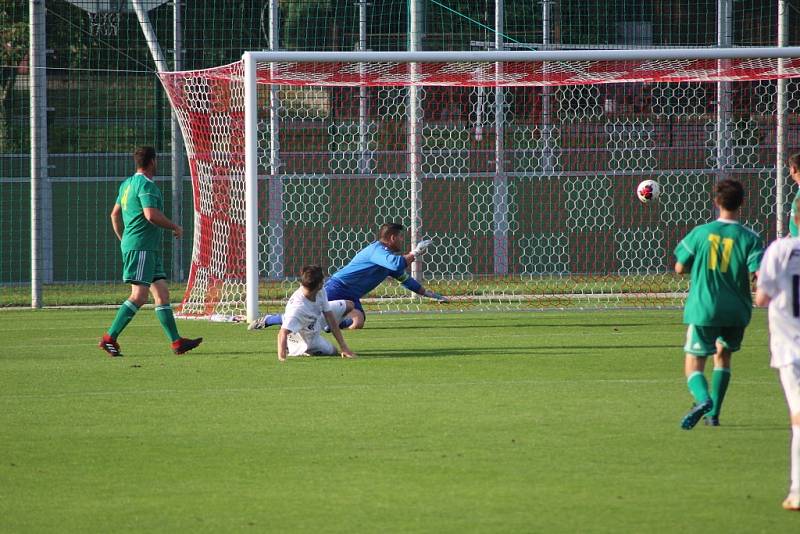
[[327, 299, 349, 324], [285, 299, 349, 357], [287, 332, 336, 357], [779, 361, 800, 415]]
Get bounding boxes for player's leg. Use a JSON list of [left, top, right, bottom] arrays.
[[286, 332, 310, 357], [346, 299, 366, 329], [681, 325, 715, 430], [248, 313, 284, 330], [323, 300, 354, 332], [779, 362, 800, 511], [706, 328, 740, 425], [99, 250, 152, 356], [324, 284, 359, 329], [150, 264, 202, 355], [304, 334, 337, 356], [150, 269, 179, 343]]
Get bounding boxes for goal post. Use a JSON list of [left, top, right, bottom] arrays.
[[244, 53, 260, 325], [162, 47, 800, 321]]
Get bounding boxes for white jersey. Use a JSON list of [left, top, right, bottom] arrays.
[[757, 237, 800, 368], [283, 287, 332, 337]]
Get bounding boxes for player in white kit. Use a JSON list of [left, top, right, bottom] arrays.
[[250, 265, 356, 362], [755, 198, 800, 511]]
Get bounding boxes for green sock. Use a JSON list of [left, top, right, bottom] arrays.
[[108, 300, 139, 339], [709, 368, 731, 418], [687, 371, 710, 404], [155, 304, 180, 342]]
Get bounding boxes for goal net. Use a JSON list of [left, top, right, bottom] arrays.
[[158, 48, 800, 321]]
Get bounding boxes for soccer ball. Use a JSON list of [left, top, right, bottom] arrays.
[[636, 180, 660, 204]]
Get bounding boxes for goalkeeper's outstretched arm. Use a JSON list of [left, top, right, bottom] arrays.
[[396, 273, 449, 303], [395, 239, 447, 302]]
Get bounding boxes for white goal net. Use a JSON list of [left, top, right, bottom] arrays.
[[158, 48, 800, 320]]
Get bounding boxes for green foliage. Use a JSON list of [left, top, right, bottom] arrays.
[[0, 1, 28, 152], [0, 1, 27, 76]]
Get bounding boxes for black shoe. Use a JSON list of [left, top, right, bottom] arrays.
[[704, 416, 720, 427], [680, 399, 713, 430]]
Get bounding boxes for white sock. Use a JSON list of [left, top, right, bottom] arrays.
[[791, 425, 800, 494]]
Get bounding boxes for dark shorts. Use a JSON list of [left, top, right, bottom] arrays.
[[324, 280, 364, 322]]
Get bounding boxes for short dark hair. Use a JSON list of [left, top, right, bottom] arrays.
[[789, 152, 800, 171], [715, 178, 744, 211], [134, 146, 157, 170], [378, 223, 404, 241], [299, 265, 324, 290]]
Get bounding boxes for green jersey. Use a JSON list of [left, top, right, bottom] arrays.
[[116, 173, 164, 253], [789, 188, 800, 237], [674, 219, 763, 327]]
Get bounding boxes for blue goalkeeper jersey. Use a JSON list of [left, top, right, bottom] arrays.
[[326, 241, 407, 298]]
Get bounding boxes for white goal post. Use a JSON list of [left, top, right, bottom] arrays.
[[155, 46, 800, 321]]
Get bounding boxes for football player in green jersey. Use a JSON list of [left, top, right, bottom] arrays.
[[98, 146, 202, 357], [788, 153, 800, 237], [674, 179, 764, 429]]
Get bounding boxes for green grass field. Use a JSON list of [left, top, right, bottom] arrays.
[[1, 308, 797, 532]]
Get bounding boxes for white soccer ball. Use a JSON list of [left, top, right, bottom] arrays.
[[636, 180, 660, 204]]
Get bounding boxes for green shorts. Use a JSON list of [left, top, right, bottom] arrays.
[[122, 250, 166, 286], [683, 324, 745, 356]]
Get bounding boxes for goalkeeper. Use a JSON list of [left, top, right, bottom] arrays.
[[254, 222, 448, 330]]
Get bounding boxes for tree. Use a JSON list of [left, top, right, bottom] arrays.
[[0, 0, 27, 153]]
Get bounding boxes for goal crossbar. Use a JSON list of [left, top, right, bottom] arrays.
[[244, 47, 800, 63], [240, 49, 800, 91]]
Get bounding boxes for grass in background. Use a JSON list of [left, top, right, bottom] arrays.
[[0, 273, 690, 307], [0, 308, 795, 532]]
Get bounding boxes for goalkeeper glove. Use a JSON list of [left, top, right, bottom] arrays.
[[411, 239, 433, 256], [423, 289, 448, 303]]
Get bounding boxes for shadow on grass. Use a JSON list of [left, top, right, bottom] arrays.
[[362, 322, 679, 331], [176, 341, 676, 359], [713, 424, 787, 431], [356, 344, 673, 359]]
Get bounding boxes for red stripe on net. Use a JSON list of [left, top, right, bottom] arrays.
[[177, 262, 198, 315], [225, 222, 247, 279], [186, 111, 213, 166], [203, 276, 224, 316], [196, 213, 214, 269]]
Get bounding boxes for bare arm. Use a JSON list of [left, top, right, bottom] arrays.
[[110, 204, 124, 241], [143, 207, 182, 238], [277, 328, 290, 362], [323, 310, 356, 359], [754, 288, 771, 307], [674, 262, 687, 275]]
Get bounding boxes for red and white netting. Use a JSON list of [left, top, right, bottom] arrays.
[[159, 53, 800, 319], [181, 56, 800, 87]]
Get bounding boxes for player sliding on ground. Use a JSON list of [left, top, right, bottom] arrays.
[[251, 265, 355, 362], [98, 146, 202, 357], [251, 222, 448, 331], [673, 179, 763, 429], [755, 195, 800, 512]]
